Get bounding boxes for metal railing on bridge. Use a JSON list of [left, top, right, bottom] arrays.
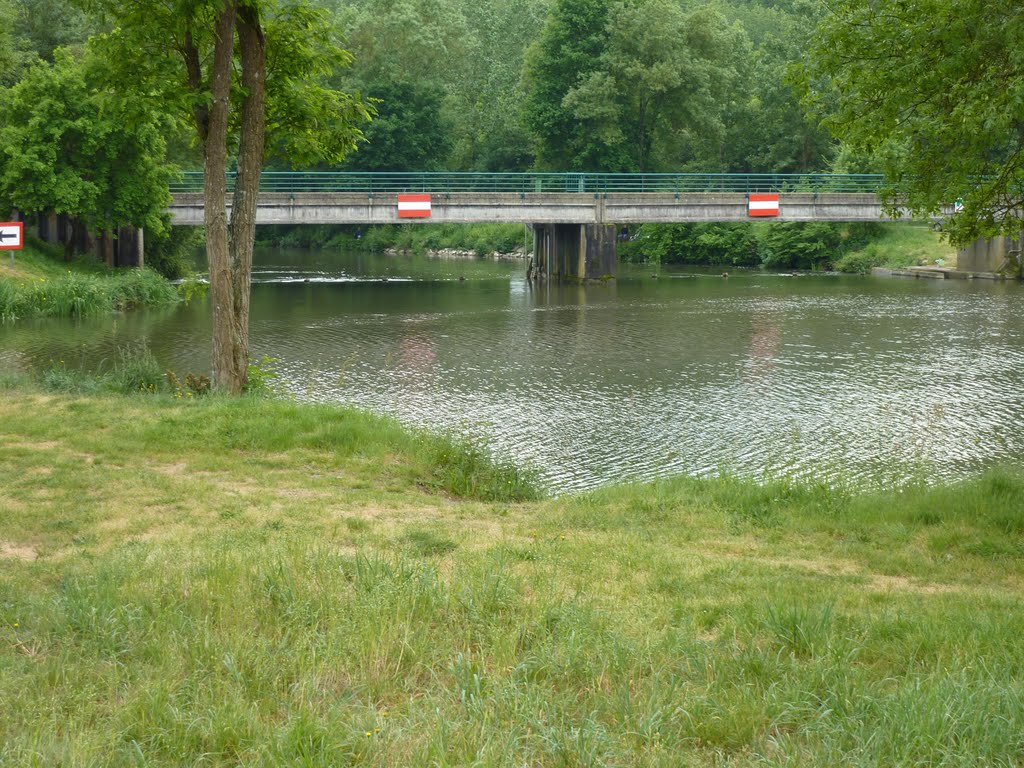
[[169, 171, 885, 195]]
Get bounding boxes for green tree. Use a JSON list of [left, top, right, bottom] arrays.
[[343, 81, 452, 171], [334, 0, 544, 171], [14, 0, 93, 61], [0, 3, 14, 85], [84, 0, 371, 392], [0, 49, 171, 256], [563, 2, 746, 172], [800, 0, 1024, 243], [334, 0, 471, 88], [447, 0, 546, 170], [332, 0, 469, 172], [521, 0, 621, 171], [715, 1, 832, 173]]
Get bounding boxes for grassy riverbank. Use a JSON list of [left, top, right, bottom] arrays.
[[2, 383, 1023, 765], [833, 223, 957, 274], [0, 239, 178, 321]]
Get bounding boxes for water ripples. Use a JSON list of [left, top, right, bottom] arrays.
[[246, 275, 1024, 492], [3, 252, 1023, 494]]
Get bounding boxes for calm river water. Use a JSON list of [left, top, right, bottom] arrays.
[[3, 248, 1024, 492]]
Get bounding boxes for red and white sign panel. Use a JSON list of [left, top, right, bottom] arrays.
[[0, 222, 24, 250], [397, 194, 431, 219], [748, 194, 780, 218]]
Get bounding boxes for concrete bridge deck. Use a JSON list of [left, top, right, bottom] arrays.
[[169, 171, 902, 225], [168, 191, 901, 226], [164, 171, 970, 280]]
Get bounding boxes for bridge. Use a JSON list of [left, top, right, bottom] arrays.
[[167, 171, 937, 280]]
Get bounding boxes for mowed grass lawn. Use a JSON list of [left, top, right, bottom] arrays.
[[2, 388, 1024, 766]]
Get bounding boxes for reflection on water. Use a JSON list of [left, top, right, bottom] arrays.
[[3, 248, 1024, 493]]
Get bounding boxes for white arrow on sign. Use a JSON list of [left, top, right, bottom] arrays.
[[0, 222, 24, 250]]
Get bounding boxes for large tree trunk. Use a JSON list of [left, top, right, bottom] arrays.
[[224, 0, 268, 393], [205, 0, 239, 392]]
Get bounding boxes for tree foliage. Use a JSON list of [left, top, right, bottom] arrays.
[[622, 221, 879, 269], [0, 0, 17, 86], [800, 0, 1024, 244], [446, 0, 546, 170], [343, 81, 452, 171], [716, 1, 832, 173], [14, 0, 93, 61], [521, 0, 618, 170], [0, 49, 171, 242], [564, 2, 746, 172]]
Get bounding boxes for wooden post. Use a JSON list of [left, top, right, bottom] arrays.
[[103, 230, 114, 268]]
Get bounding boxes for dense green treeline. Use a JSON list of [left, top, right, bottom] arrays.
[[0, 0, 835, 176], [627, 221, 959, 272], [322, 0, 833, 174], [620, 221, 879, 270], [256, 222, 529, 256]]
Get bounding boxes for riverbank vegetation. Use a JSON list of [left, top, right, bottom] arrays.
[[0, 240, 179, 321], [801, 0, 1024, 244], [619, 221, 954, 273], [832, 224, 957, 274], [2, 382, 1024, 764], [257, 218, 950, 273]]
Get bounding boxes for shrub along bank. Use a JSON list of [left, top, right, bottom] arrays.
[[1, 379, 1023, 766]]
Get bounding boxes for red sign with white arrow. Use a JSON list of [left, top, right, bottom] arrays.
[[748, 194, 780, 218], [0, 222, 23, 250], [397, 194, 432, 219]]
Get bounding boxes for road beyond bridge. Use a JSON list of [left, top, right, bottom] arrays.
[[167, 171, 936, 280]]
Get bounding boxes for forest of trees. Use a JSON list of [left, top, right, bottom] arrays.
[[0, 0, 835, 178], [323, 0, 834, 175]]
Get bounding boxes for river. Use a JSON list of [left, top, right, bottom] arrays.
[[3, 247, 1023, 493]]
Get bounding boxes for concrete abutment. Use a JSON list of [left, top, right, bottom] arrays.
[[957, 235, 1022, 278]]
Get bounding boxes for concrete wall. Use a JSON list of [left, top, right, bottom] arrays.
[[957, 235, 1022, 276]]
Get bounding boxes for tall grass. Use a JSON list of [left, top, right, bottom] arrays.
[[0, 267, 178, 321], [38, 343, 168, 394]]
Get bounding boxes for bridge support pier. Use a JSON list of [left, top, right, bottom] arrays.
[[532, 223, 617, 281]]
